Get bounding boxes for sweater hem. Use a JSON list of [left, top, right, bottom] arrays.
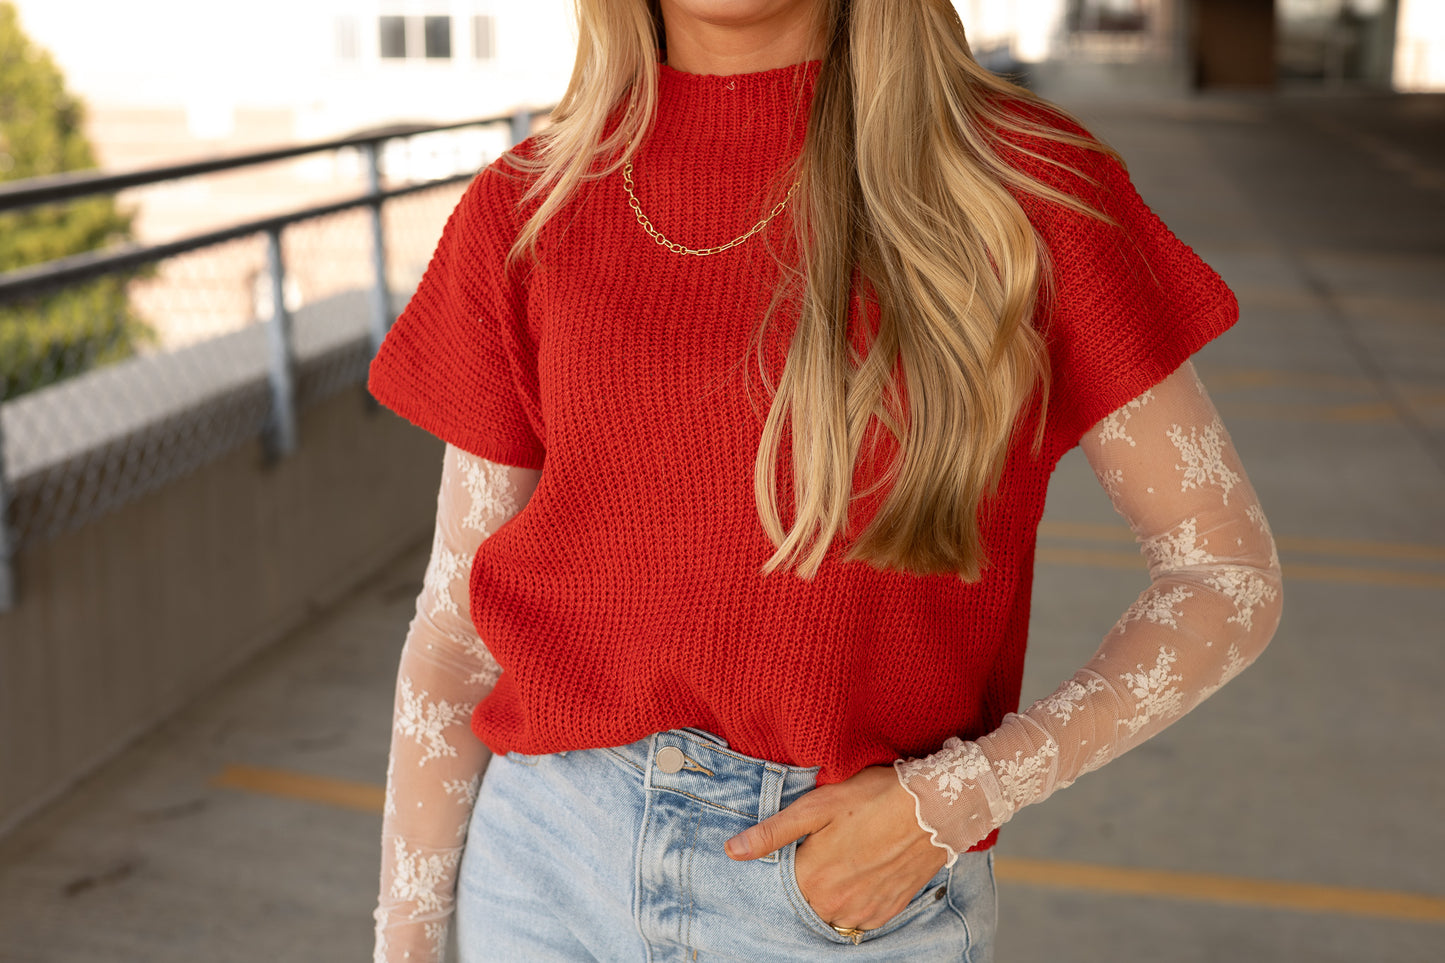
[[1057, 294, 1238, 457], [366, 375, 546, 471]]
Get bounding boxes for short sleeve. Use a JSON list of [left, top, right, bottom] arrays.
[[367, 162, 546, 470], [1006, 113, 1239, 453]]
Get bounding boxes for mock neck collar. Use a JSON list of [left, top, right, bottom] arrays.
[[657, 58, 821, 92], [650, 58, 820, 150]]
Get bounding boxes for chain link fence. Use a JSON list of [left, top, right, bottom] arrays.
[[0, 113, 534, 610]]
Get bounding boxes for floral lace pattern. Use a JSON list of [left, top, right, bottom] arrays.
[[994, 735, 1062, 810], [1141, 518, 1215, 572], [373, 445, 541, 963], [896, 361, 1283, 865], [1120, 584, 1195, 630], [396, 677, 472, 765], [1094, 389, 1155, 447], [1119, 646, 1186, 736], [1033, 676, 1108, 724], [1167, 418, 1241, 504], [375, 363, 1285, 942]]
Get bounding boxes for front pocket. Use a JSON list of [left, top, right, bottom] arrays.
[[778, 840, 953, 945], [778, 839, 852, 942]]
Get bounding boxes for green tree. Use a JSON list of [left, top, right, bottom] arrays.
[[0, 0, 154, 401]]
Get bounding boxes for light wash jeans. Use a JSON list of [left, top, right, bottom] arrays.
[[455, 728, 997, 961]]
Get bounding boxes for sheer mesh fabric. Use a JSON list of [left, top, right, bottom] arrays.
[[372, 444, 540, 963], [896, 360, 1283, 863], [374, 363, 1282, 958]]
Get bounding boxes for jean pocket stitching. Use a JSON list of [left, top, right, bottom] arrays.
[[945, 859, 978, 962], [778, 842, 855, 943], [600, 745, 645, 774], [653, 785, 756, 821], [784, 854, 956, 946], [860, 865, 954, 941]]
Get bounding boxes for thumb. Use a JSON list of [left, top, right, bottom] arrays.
[[725, 799, 827, 861]]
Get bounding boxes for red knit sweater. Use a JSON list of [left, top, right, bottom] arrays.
[[367, 60, 1236, 853]]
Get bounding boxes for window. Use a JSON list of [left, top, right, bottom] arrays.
[[472, 15, 497, 61], [377, 14, 457, 61], [336, 17, 359, 61], [424, 16, 452, 59], [379, 16, 407, 59], [1067, 0, 1149, 33]]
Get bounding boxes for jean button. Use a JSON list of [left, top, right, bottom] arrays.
[[656, 745, 686, 774]]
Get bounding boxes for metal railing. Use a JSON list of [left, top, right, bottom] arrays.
[[0, 107, 546, 611]]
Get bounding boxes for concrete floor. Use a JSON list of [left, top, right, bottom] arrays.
[[1, 91, 1442, 962]]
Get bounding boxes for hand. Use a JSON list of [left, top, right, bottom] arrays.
[[724, 765, 948, 932]]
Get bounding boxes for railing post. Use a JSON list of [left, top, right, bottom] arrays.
[[510, 108, 532, 147], [362, 141, 391, 359], [0, 423, 14, 612], [262, 227, 297, 459]]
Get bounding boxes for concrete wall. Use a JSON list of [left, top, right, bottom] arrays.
[[0, 385, 442, 839]]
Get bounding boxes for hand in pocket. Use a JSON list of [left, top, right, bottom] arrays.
[[726, 765, 949, 931]]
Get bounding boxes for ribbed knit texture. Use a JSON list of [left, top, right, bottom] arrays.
[[367, 60, 1237, 854]]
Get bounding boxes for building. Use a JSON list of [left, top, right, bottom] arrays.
[[10, 1, 578, 349], [9, 0, 1442, 314], [956, 0, 1443, 93], [14, 0, 576, 243]]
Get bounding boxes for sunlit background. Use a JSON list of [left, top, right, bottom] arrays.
[[3, 1, 1438, 350], [11, 0, 1443, 234], [1, 2, 1442, 961]]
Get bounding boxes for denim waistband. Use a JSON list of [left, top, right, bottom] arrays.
[[602, 728, 821, 844]]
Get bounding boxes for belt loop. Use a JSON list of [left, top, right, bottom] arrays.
[[643, 732, 659, 791], [757, 764, 786, 864]]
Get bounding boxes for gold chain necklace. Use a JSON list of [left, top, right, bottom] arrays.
[[622, 161, 799, 257]]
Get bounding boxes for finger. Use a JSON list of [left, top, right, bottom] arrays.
[[725, 800, 827, 861]]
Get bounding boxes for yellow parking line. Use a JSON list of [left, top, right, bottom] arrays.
[[1217, 400, 1401, 423], [212, 762, 1445, 925], [1171, 366, 1445, 422], [211, 764, 384, 813], [1038, 521, 1445, 564], [1034, 546, 1445, 590], [1032, 545, 1161, 571], [1275, 534, 1445, 564], [1198, 366, 1441, 395], [1279, 562, 1445, 591], [995, 856, 1445, 924]]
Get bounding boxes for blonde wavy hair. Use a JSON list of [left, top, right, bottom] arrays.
[[505, 0, 1117, 581]]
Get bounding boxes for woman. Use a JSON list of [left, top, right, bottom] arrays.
[[367, 1, 1283, 960]]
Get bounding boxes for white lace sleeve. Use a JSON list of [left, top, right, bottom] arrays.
[[895, 360, 1283, 864], [372, 444, 541, 962]]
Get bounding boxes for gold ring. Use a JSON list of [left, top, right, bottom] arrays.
[[830, 924, 866, 945]]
